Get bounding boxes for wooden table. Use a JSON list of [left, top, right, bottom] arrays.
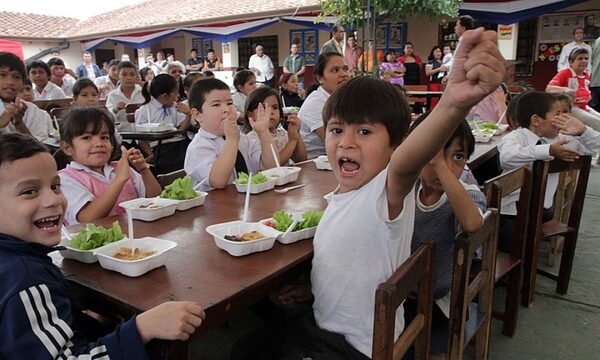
[[468, 131, 508, 185], [51, 163, 337, 358]]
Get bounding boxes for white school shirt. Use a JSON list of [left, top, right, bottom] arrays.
[[184, 128, 262, 192], [33, 82, 67, 100], [248, 54, 274, 82], [298, 86, 329, 159], [134, 98, 186, 146], [311, 167, 415, 357], [105, 85, 144, 132], [59, 161, 145, 225], [94, 75, 118, 99], [557, 41, 592, 73], [57, 75, 76, 97], [232, 91, 247, 114], [0, 101, 53, 140], [498, 126, 600, 215]]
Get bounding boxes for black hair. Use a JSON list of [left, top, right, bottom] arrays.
[[188, 78, 230, 112], [117, 60, 137, 72], [241, 87, 281, 134], [0, 133, 49, 167], [458, 15, 475, 30], [554, 93, 572, 111], [26, 60, 51, 77], [47, 57, 65, 68], [234, 66, 246, 74], [139, 67, 154, 81], [505, 93, 521, 129], [428, 45, 442, 61], [191, 48, 198, 53], [514, 91, 559, 128], [72, 78, 98, 98], [22, 78, 32, 87], [572, 27, 584, 34], [0, 52, 27, 82], [323, 76, 409, 147], [60, 107, 117, 158], [568, 48, 589, 62], [207, 49, 215, 54], [141, 73, 178, 104], [311, 52, 345, 91], [410, 112, 475, 157], [330, 25, 343, 35], [203, 70, 215, 78], [383, 50, 396, 62], [183, 72, 205, 90], [107, 59, 120, 69], [233, 70, 256, 92]]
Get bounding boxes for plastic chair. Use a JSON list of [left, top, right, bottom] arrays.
[[483, 166, 531, 337], [521, 156, 592, 307], [447, 210, 498, 360], [372, 243, 434, 360]]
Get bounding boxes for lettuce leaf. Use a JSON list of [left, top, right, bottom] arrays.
[[160, 176, 198, 200], [235, 172, 268, 185], [68, 221, 124, 250], [271, 210, 324, 232]]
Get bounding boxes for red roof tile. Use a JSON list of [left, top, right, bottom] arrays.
[[0, 12, 79, 39]]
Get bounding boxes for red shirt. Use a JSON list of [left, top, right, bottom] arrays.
[[548, 68, 591, 110]]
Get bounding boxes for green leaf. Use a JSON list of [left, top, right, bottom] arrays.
[[68, 221, 124, 250], [160, 176, 199, 200]]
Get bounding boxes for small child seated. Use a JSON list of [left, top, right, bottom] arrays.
[[407, 115, 486, 355], [184, 78, 277, 191], [58, 107, 161, 225], [497, 91, 600, 251], [242, 87, 307, 164], [232, 70, 257, 114], [15, 78, 54, 141], [105, 61, 145, 132], [0, 133, 205, 358]]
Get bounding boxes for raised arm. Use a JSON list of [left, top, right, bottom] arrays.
[[387, 28, 505, 217]]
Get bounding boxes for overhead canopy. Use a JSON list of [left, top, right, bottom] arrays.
[[459, 0, 589, 25], [82, 16, 338, 51], [0, 40, 25, 61]]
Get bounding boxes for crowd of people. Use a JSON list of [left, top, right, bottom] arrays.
[[1, 12, 600, 359]]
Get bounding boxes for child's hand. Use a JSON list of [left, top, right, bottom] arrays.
[[249, 102, 270, 134], [116, 146, 133, 183], [549, 140, 582, 161], [1, 100, 27, 126], [286, 115, 301, 141], [552, 113, 586, 136], [114, 102, 127, 112], [176, 102, 190, 115], [223, 110, 240, 142], [128, 148, 151, 172], [136, 301, 205, 343], [443, 28, 505, 110]]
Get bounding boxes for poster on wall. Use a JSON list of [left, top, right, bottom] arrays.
[[537, 11, 600, 62], [376, 25, 387, 49]]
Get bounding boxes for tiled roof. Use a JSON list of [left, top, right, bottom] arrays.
[[0, 12, 79, 39], [65, 0, 322, 39]]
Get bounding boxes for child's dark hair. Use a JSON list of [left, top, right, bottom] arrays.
[[0, 133, 48, 167], [410, 112, 475, 157], [141, 73, 178, 104], [203, 70, 215, 78], [323, 76, 409, 147], [23, 78, 32, 87], [47, 57, 65, 68], [26, 60, 51, 77], [183, 72, 205, 90], [60, 107, 117, 157], [505, 93, 521, 129], [72, 79, 98, 98], [0, 52, 27, 81], [189, 78, 230, 111], [117, 60, 137, 72], [107, 59, 120, 69], [242, 87, 282, 134], [514, 91, 558, 128], [233, 70, 255, 92], [140, 67, 154, 80], [554, 93, 572, 111]]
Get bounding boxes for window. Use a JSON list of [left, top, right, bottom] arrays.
[[191, 38, 213, 59], [290, 29, 319, 65], [238, 35, 279, 68], [373, 23, 407, 52]]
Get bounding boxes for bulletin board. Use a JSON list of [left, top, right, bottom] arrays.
[[537, 11, 599, 62]]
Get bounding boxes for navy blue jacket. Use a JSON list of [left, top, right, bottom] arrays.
[[0, 234, 148, 359]]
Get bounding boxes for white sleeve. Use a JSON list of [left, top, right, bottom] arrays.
[[298, 94, 325, 132], [59, 171, 95, 225], [498, 133, 553, 171], [184, 138, 227, 191], [23, 105, 52, 141], [134, 105, 149, 125]]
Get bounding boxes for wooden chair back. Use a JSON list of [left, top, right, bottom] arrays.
[[522, 155, 592, 306], [125, 103, 142, 123], [372, 243, 434, 360], [483, 166, 531, 336], [546, 168, 577, 266], [33, 98, 72, 112], [448, 209, 498, 360], [157, 169, 186, 188]]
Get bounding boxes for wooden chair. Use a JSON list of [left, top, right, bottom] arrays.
[[521, 156, 592, 307], [447, 209, 498, 360], [125, 103, 142, 123], [546, 168, 577, 267], [372, 243, 434, 360], [156, 169, 186, 188], [483, 167, 531, 337]]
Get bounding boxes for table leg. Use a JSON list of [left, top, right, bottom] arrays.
[[155, 140, 163, 166]]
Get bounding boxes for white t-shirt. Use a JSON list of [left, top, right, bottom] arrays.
[[33, 82, 67, 100], [0, 101, 53, 141], [248, 54, 274, 82], [298, 86, 329, 159], [311, 167, 415, 357]]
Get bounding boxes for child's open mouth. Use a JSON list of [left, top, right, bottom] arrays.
[[339, 157, 360, 174], [34, 216, 61, 230]]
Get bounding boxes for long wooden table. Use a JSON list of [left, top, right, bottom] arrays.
[[51, 163, 337, 357]]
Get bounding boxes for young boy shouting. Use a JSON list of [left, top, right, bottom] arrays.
[[0, 133, 205, 358]]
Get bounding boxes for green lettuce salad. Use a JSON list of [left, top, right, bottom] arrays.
[[160, 176, 198, 200], [270, 210, 324, 232], [68, 221, 124, 250], [235, 172, 268, 185]]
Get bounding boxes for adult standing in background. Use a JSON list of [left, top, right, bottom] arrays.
[[454, 15, 475, 39], [248, 45, 275, 88], [398, 42, 422, 85], [344, 34, 362, 74], [283, 44, 306, 88], [75, 51, 101, 80], [186, 49, 203, 72], [321, 25, 345, 55], [156, 51, 168, 68], [557, 27, 592, 73], [589, 35, 600, 112], [203, 49, 222, 71]]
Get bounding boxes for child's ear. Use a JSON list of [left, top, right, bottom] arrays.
[[60, 142, 73, 157], [530, 114, 541, 127], [191, 108, 202, 124]]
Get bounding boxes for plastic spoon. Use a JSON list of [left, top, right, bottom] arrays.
[[270, 143, 281, 168], [281, 213, 303, 239], [193, 177, 208, 192], [61, 226, 72, 243], [274, 183, 306, 194], [126, 209, 136, 256]]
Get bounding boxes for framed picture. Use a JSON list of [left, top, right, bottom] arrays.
[[291, 31, 303, 51], [376, 25, 387, 49], [305, 31, 316, 53], [389, 25, 404, 49]]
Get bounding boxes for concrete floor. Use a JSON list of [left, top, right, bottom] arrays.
[[189, 166, 600, 360]]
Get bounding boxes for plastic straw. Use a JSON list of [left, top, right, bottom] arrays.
[[242, 172, 252, 224], [270, 143, 281, 168]]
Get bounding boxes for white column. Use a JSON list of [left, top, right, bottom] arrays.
[[222, 40, 239, 69]]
